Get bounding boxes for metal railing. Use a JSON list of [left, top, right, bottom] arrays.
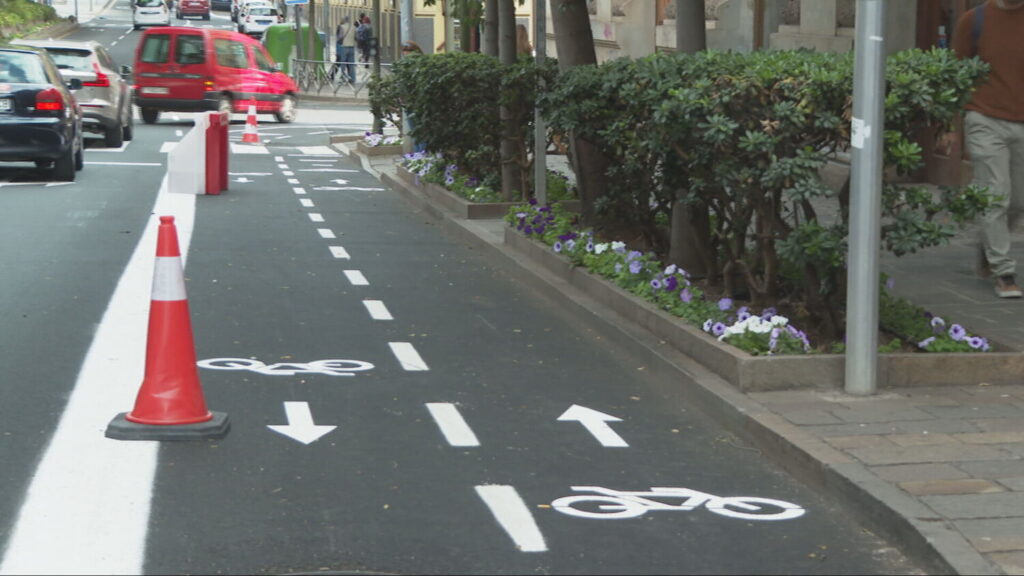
[[291, 58, 392, 97]]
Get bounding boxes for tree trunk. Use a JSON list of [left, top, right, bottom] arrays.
[[498, 0, 523, 201], [550, 0, 607, 226], [667, 0, 708, 276], [483, 0, 499, 57]]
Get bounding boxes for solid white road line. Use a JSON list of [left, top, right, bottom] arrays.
[[309, 213, 325, 223], [426, 403, 480, 447], [362, 300, 393, 320], [0, 178, 195, 575], [388, 342, 428, 371], [475, 485, 547, 553], [344, 270, 368, 286], [318, 228, 336, 239]]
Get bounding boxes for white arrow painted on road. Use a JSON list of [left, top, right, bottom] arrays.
[[557, 404, 628, 447], [329, 178, 350, 185], [267, 402, 337, 445]]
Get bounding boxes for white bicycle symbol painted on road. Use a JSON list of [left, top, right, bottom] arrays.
[[197, 358, 375, 377], [551, 486, 805, 521]]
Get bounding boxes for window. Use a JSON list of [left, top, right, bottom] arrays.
[[176, 35, 206, 65], [41, 48, 92, 72], [0, 53, 46, 84], [140, 34, 171, 64], [252, 46, 275, 72], [214, 39, 248, 69]]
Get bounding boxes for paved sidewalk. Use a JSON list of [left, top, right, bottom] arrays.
[[332, 136, 1024, 575]]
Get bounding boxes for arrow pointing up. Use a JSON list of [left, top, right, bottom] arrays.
[[557, 404, 629, 447], [267, 402, 336, 445]]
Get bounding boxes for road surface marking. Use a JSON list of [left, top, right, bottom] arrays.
[[293, 187, 306, 195], [318, 228, 336, 239], [300, 199, 314, 207], [389, 342, 428, 371], [344, 270, 368, 286], [362, 300, 393, 320], [0, 177, 194, 575], [329, 246, 350, 259], [475, 485, 547, 552], [309, 213, 325, 223], [287, 178, 299, 184], [426, 403, 479, 447]]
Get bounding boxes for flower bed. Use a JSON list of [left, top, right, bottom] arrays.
[[356, 132, 403, 156], [503, 201, 1023, 391]]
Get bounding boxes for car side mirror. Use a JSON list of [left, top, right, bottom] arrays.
[[273, 62, 282, 72], [68, 78, 83, 90]]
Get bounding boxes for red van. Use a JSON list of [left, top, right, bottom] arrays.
[[133, 27, 298, 124]]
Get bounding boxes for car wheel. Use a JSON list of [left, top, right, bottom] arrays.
[[123, 114, 134, 141], [104, 122, 124, 148], [203, 12, 210, 20], [141, 108, 160, 124], [53, 146, 75, 182], [217, 95, 233, 117], [133, 24, 140, 30], [274, 94, 297, 123]]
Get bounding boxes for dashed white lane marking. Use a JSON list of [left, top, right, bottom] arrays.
[[293, 187, 306, 195], [475, 485, 548, 553], [344, 270, 368, 286], [362, 300, 393, 320], [296, 146, 339, 155], [283, 171, 294, 176], [277, 164, 289, 169], [426, 403, 480, 447], [388, 342, 429, 371], [309, 213, 325, 223], [317, 228, 336, 239], [0, 177, 195, 575], [231, 143, 269, 154], [287, 178, 300, 184], [329, 246, 350, 259], [300, 199, 314, 207], [274, 156, 284, 162]]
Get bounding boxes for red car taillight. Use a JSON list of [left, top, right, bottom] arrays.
[[83, 62, 110, 87], [35, 88, 64, 111]]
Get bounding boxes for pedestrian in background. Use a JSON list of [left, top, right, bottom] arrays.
[[516, 23, 532, 57], [332, 15, 356, 84], [357, 14, 374, 68], [952, 0, 1024, 298]]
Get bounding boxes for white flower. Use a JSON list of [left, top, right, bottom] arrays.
[[594, 243, 609, 255], [611, 241, 626, 251], [768, 315, 789, 327]]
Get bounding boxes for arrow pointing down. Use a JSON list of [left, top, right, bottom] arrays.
[[557, 404, 629, 447], [267, 401, 336, 445]]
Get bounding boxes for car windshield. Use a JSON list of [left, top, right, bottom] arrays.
[[136, 0, 165, 6], [41, 49, 93, 72], [250, 7, 274, 15], [0, 52, 47, 84]]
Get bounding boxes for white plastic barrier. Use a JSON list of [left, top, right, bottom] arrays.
[[167, 114, 210, 195]]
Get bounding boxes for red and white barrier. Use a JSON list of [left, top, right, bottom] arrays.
[[167, 112, 229, 196]]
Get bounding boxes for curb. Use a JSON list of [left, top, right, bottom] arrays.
[[347, 145, 1002, 576]]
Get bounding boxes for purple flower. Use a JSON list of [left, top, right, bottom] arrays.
[[664, 276, 678, 292], [524, 225, 533, 235], [968, 336, 987, 350], [930, 316, 946, 329], [918, 336, 936, 349], [712, 322, 726, 337], [717, 298, 733, 311], [680, 288, 693, 303], [760, 307, 777, 319], [885, 277, 895, 291], [528, 197, 538, 205], [615, 263, 623, 274], [629, 260, 643, 274], [949, 324, 966, 341], [650, 278, 663, 290], [565, 239, 576, 252], [553, 241, 563, 253], [702, 319, 713, 332], [627, 250, 643, 261], [586, 241, 594, 252]]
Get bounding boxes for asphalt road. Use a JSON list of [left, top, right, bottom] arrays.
[[0, 5, 927, 575]]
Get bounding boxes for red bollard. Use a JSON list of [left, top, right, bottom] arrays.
[[205, 111, 229, 195]]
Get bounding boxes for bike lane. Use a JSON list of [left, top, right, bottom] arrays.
[[139, 130, 925, 574]]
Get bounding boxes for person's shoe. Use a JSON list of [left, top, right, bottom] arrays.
[[977, 244, 992, 278], [995, 275, 1023, 298]]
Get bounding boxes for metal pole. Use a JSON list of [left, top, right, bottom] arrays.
[[372, 0, 383, 133], [844, 0, 886, 396], [401, 0, 412, 43], [533, 0, 547, 205]]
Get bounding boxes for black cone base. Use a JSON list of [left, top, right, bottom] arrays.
[[105, 411, 230, 441]]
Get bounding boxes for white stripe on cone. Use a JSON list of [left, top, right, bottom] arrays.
[[151, 257, 187, 301]]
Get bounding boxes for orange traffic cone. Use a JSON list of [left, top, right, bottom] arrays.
[[241, 101, 260, 144], [106, 216, 229, 441]]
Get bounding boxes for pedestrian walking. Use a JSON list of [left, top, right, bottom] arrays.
[[357, 14, 374, 68], [952, 0, 1024, 298], [332, 16, 356, 84]]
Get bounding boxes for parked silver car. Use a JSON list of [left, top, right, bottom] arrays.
[[12, 39, 133, 147]]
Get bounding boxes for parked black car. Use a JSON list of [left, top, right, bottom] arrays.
[[0, 45, 86, 181]]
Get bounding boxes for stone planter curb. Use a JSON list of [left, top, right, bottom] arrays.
[[504, 228, 1024, 391], [356, 141, 404, 157]]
